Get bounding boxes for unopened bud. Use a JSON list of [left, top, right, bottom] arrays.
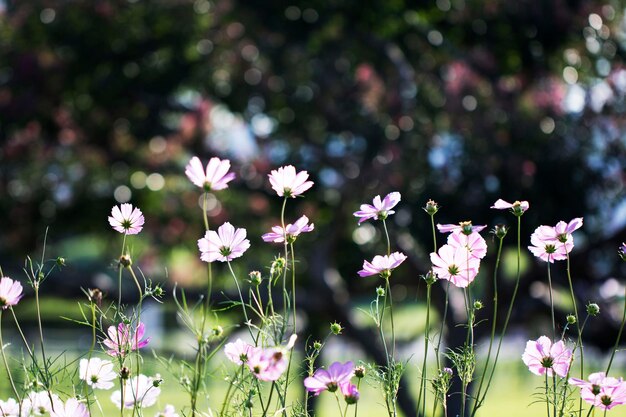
[[152, 374, 162, 387], [473, 300, 484, 310], [423, 270, 437, 285], [566, 314, 576, 325], [492, 224, 508, 239], [88, 288, 103, 306], [120, 367, 131, 380], [330, 322, 343, 335], [249, 271, 262, 286], [270, 257, 286, 277], [152, 285, 164, 298], [354, 366, 366, 379], [586, 303, 600, 316], [423, 199, 439, 216], [56, 257, 66, 267], [120, 254, 132, 268], [212, 325, 224, 337], [376, 287, 386, 297], [313, 341, 322, 350]]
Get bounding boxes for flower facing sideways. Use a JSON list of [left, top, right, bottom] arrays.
[[341, 383, 360, 404], [79, 357, 117, 390], [198, 222, 251, 263], [0, 398, 19, 417], [50, 398, 89, 417], [0, 277, 23, 309], [262, 215, 314, 244], [108, 204, 145, 235], [110, 375, 161, 409], [430, 244, 481, 288], [353, 192, 401, 224], [185, 156, 235, 192], [357, 252, 407, 279], [224, 338, 256, 365], [246, 335, 297, 382], [522, 336, 572, 377], [490, 199, 529, 216], [304, 361, 355, 396], [569, 372, 626, 410], [528, 218, 583, 262], [268, 165, 314, 198], [155, 405, 180, 417], [437, 221, 487, 235], [102, 322, 150, 357]]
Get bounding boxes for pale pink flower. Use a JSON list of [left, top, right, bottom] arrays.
[[430, 244, 480, 288], [224, 339, 256, 365], [353, 192, 401, 224], [0, 277, 23, 309], [447, 232, 487, 259], [108, 204, 144, 235], [0, 398, 19, 417], [340, 382, 360, 404], [110, 375, 161, 409], [570, 372, 626, 410], [247, 347, 289, 382], [533, 218, 583, 246], [268, 165, 314, 198], [490, 199, 529, 215], [102, 322, 150, 357], [304, 361, 355, 396], [155, 405, 179, 417], [262, 215, 314, 243], [21, 391, 62, 416], [522, 336, 572, 377], [437, 222, 487, 235], [185, 156, 235, 191], [197, 222, 251, 263], [50, 398, 89, 417], [357, 252, 407, 278], [79, 357, 117, 390], [528, 227, 572, 263]]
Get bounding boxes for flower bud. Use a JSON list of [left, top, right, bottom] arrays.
[[423, 270, 437, 285], [120, 367, 131, 380], [56, 257, 66, 267], [313, 341, 322, 350], [460, 221, 474, 236], [354, 366, 366, 379], [376, 287, 386, 297], [492, 224, 508, 239], [270, 257, 286, 277], [586, 303, 600, 316], [423, 200, 439, 216], [88, 288, 103, 306], [619, 243, 626, 262], [473, 300, 484, 310], [330, 322, 343, 335], [566, 314, 576, 325], [120, 254, 132, 268], [248, 271, 262, 286], [153, 374, 163, 387], [212, 325, 224, 337], [245, 400, 254, 409]]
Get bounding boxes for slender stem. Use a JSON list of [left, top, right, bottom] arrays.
[[354, 379, 361, 417], [382, 219, 391, 256], [545, 373, 551, 417], [335, 391, 346, 417], [417, 283, 432, 417], [0, 311, 21, 403], [227, 261, 254, 339], [261, 381, 276, 417], [564, 250, 583, 416], [385, 277, 396, 360], [606, 282, 626, 375], [280, 197, 289, 333], [118, 234, 127, 307], [552, 373, 557, 417], [219, 364, 243, 417], [435, 280, 451, 370], [290, 242, 297, 333], [547, 263, 556, 340], [10, 308, 34, 359], [203, 192, 213, 308]]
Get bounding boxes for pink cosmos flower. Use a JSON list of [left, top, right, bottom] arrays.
[[340, 382, 360, 404], [108, 204, 145, 235], [522, 336, 572, 377], [569, 372, 626, 410], [268, 165, 314, 198], [437, 222, 487, 235], [430, 244, 481, 288], [185, 156, 235, 191], [0, 398, 19, 417], [79, 357, 117, 390], [247, 347, 289, 382], [490, 199, 530, 215], [357, 252, 407, 278], [155, 405, 179, 417], [620, 243, 626, 261], [22, 391, 62, 416], [304, 361, 355, 396], [198, 222, 251, 263], [353, 192, 401, 224], [102, 322, 150, 357], [224, 339, 256, 365], [50, 398, 89, 417], [0, 277, 23, 309], [262, 215, 314, 243], [110, 375, 161, 409], [447, 232, 487, 259], [528, 227, 572, 263]]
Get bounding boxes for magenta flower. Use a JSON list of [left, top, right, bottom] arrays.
[[304, 361, 355, 396], [0, 277, 23, 309], [262, 215, 315, 243], [185, 156, 236, 191], [357, 252, 407, 279], [108, 203, 145, 235], [490, 199, 530, 215], [102, 322, 150, 357], [198, 222, 251, 263], [353, 192, 401, 224], [340, 382, 360, 404], [447, 232, 487, 260], [50, 398, 89, 417], [522, 336, 572, 377], [224, 338, 256, 365], [437, 221, 487, 235], [268, 165, 314, 198], [430, 244, 481, 288], [569, 372, 626, 410]]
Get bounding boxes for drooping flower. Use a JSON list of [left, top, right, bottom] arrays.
[[21, 391, 62, 416], [437, 221, 487, 235], [185, 156, 236, 192], [357, 252, 407, 279], [340, 382, 360, 404], [102, 322, 150, 357], [304, 361, 355, 396], [528, 227, 572, 263], [268, 165, 314, 198], [154, 405, 179, 417], [0, 277, 23, 309], [198, 222, 251, 263], [224, 339, 256, 365], [353, 192, 401, 224], [522, 336, 572, 377], [447, 231, 487, 260], [430, 244, 481, 288], [490, 199, 530, 216], [262, 215, 315, 243], [0, 398, 19, 417], [570, 372, 626, 410], [110, 375, 161, 409], [79, 357, 117, 390], [50, 398, 89, 417], [108, 204, 145, 235]]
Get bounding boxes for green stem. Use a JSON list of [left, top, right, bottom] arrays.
[[118, 234, 127, 307], [218, 364, 243, 417], [547, 263, 556, 340], [564, 250, 583, 415], [545, 373, 551, 417], [606, 282, 626, 375], [280, 197, 289, 335], [227, 261, 254, 339], [0, 311, 21, 403], [417, 283, 432, 417]]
